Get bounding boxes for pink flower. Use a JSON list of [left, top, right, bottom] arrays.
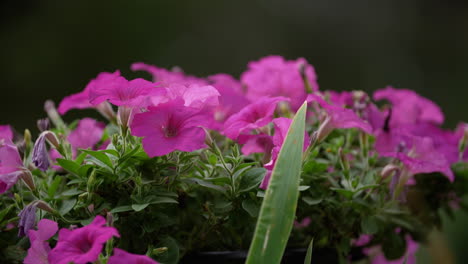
[[307, 94, 372, 141], [208, 74, 250, 122], [294, 217, 312, 229], [0, 138, 24, 194], [223, 96, 288, 140], [260, 117, 310, 189], [131, 62, 207, 86], [131, 99, 213, 157], [58, 71, 123, 115], [165, 83, 220, 110], [108, 248, 159, 264], [241, 55, 319, 110], [0, 125, 13, 140], [48, 216, 119, 264], [24, 219, 59, 264], [376, 128, 454, 181], [373, 86, 444, 126], [67, 118, 105, 152], [89, 77, 162, 108], [239, 134, 274, 156]]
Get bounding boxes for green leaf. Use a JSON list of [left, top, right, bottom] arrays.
[[238, 167, 266, 193], [61, 188, 84, 197], [81, 149, 114, 169], [304, 238, 314, 264], [302, 196, 322, 206], [110, 205, 133, 213], [56, 158, 80, 174], [47, 176, 62, 199], [242, 199, 260, 217], [361, 216, 379, 234], [59, 199, 76, 216], [132, 203, 150, 212], [186, 178, 227, 193], [246, 102, 307, 264]]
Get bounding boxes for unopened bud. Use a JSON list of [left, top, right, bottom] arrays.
[[44, 100, 66, 131], [88, 204, 95, 213], [152, 247, 168, 256], [316, 115, 333, 142], [20, 169, 35, 191], [36, 200, 55, 214], [37, 118, 50, 132], [298, 62, 313, 94], [106, 211, 114, 227], [32, 133, 50, 171], [43, 131, 60, 149], [24, 129, 32, 146], [381, 164, 400, 179]]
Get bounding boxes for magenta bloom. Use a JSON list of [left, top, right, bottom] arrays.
[[223, 96, 288, 140], [241, 55, 319, 109], [376, 128, 454, 181], [131, 62, 206, 86], [68, 118, 105, 151], [373, 86, 444, 126], [307, 94, 372, 141], [89, 76, 162, 108], [260, 117, 310, 189], [58, 71, 123, 115], [0, 138, 24, 194], [208, 74, 250, 122], [24, 219, 58, 264], [165, 83, 220, 110], [0, 125, 13, 140], [239, 134, 274, 156], [48, 215, 119, 264], [108, 248, 159, 264], [131, 99, 213, 157]]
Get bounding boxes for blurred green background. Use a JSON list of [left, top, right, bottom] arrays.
[[1, 0, 467, 263]]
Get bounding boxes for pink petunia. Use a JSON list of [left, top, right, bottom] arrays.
[[48, 216, 119, 264], [239, 134, 274, 156], [0, 138, 24, 194], [165, 83, 220, 110], [0, 125, 14, 140], [373, 86, 444, 127], [307, 94, 372, 141], [67, 118, 105, 152], [241, 55, 318, 110], [24, 219, 59, 264], [260, 117, 310, 189], [89, 77, 162, 108], [376, 125, 454, 181], [131, 99, 213, 157], [223, 96, 288, 140], [208, 74, 250, 122], [108, 248, 159, 264], [58, 71, 123, 115]]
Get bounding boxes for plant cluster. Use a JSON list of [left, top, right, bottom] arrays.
[[0, 55, 467, 264]]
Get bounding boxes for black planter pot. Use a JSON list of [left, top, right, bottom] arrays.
[[180, 247, 365, 263]]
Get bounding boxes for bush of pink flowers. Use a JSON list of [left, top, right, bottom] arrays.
[[0, 55, 467, 263]]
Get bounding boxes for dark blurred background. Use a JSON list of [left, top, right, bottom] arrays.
[[1, 0, 467, 262]]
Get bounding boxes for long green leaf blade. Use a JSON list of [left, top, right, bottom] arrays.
[[246, 102, 307, 264]]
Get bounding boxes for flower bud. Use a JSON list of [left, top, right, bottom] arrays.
[[32, 133, 50, 171], [381, 164, 400, 179], [44, 100, 66, 131], [37, 118, 50, 132], [24, 129, 32, 146], [316, 115, 333, 142], [20, 169, 35, 191], [18, 202, 37, 237], [43, 131, 60, 149], [36, 200, 55, 214]]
